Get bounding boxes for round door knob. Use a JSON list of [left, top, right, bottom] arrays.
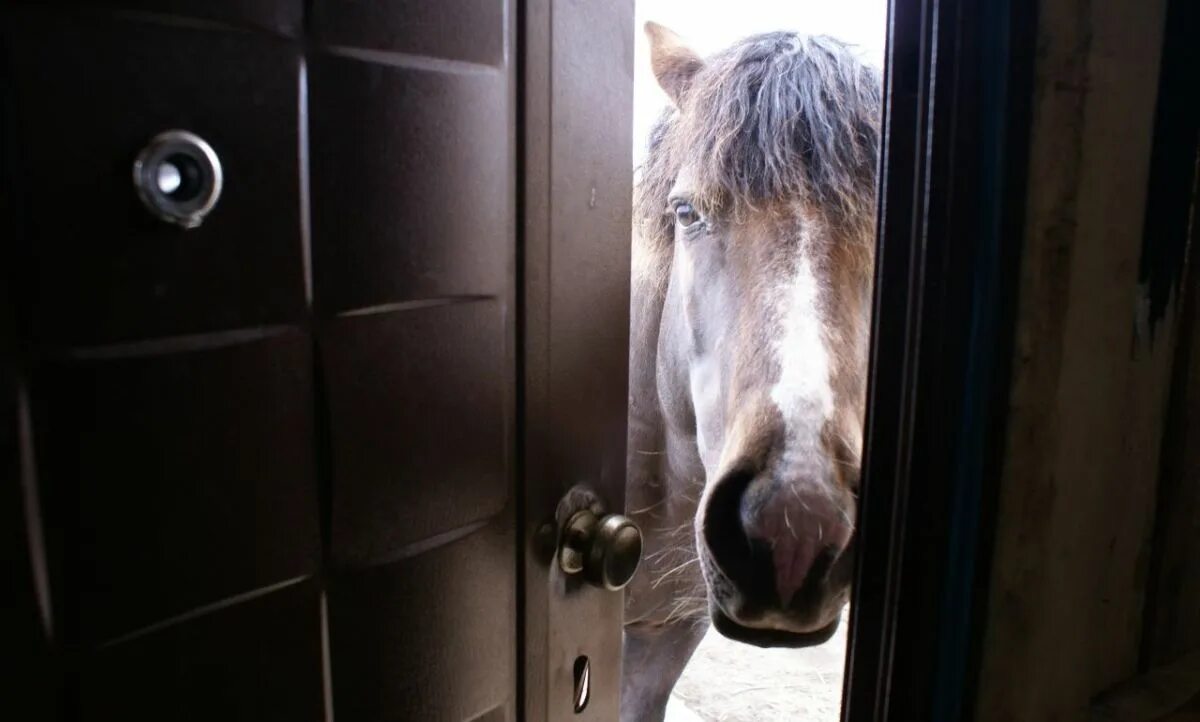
[[132, 130, 223, 229], [559, 509, 643, 591]]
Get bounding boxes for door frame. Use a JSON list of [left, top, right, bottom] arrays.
[[843, 0, 1037, 720], [514, 0, 1043, 718]]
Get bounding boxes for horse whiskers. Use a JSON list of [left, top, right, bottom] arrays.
[[648, 545, 695, 561], [650, 515, 699, 538], [665, 595, 709, 607], [651, 557, 701, 589], [663, 596, 710, 625], [794, 486, 812, 513], [648, 529, 693, 544], [645, 546, 688, 563], [629, 499, 668, 515]]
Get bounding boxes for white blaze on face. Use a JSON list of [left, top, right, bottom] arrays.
[[770, 249, 835, 468]]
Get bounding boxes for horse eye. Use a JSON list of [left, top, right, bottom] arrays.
[[673, 202, 700, 228]]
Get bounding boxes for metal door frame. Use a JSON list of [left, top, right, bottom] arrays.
[[843, 0, 1037, 719]]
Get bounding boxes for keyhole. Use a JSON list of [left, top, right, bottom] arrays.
[[572, 655, 590, 713]]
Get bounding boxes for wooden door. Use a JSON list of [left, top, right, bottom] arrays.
[[1, 1, 634, 720]]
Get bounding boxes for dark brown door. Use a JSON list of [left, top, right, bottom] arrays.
[[1, 1, 633, 720], [520, 1, 635, 720]]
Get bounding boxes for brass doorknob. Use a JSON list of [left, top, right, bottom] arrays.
[[558, 509, 643, 591]]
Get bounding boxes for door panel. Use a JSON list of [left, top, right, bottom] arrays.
[[2, 384, 59, 721], [323, 301, 508, 568], [310, 0, 505, 66], [30, 333, 320, 645], [3, 11, 305, 346], [78, 580, 325, 722], [327, 519, 515, 722], [308, 4, 518, 720], [13, 0, 304, 36], [308, 54, 510, 313]]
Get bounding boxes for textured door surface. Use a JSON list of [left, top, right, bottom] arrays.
[[520, 0, 635, 720], [1, 1, 526, 720]]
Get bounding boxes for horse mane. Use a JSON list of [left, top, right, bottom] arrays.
[[634, 32, 882, 280]]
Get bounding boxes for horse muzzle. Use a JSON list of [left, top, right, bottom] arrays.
[[698, 463, 856, 646]]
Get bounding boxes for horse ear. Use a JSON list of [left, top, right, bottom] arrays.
[[645, 21, 703, 106]]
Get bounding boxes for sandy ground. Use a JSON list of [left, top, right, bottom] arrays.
[[663, 610, 848, 722]]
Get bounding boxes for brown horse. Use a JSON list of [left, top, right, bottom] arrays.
[[621, 23, 881, 721]]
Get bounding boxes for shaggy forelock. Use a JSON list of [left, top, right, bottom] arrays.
[[635, 32, 882, 258]]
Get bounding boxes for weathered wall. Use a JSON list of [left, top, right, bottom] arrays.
[[1141, 206, 1200, 669], [974, 0, 1180, 719]]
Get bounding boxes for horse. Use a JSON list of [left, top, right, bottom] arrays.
[[620, 22, 882, 721]]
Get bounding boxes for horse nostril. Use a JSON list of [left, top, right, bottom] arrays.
[[703, 465, 856, 610], [701, 467, 778, 604], [702, 463, 853, 604], [701, 467, 752, 564], [741, 482, 853, 607]]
